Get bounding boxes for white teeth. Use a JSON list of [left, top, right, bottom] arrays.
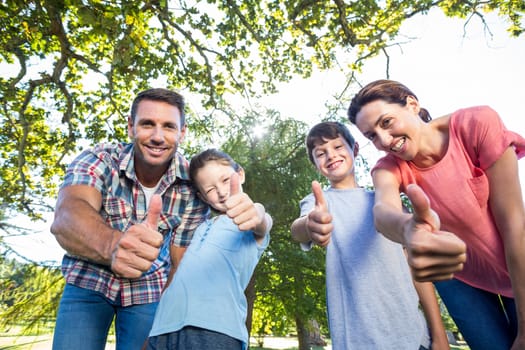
[[328, 160, 341, 169], [391, 138, 405, 152]]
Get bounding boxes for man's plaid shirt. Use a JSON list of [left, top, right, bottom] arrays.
[[59, 143, 209, 306]]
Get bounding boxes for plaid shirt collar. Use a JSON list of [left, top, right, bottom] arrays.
[[118, 143, 190, 186]]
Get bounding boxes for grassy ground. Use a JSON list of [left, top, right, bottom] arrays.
[[0, 328, 469, 350]]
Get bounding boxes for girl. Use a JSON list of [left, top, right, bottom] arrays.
[[146, 148, 272, 350], [347, 79, 525, 350]]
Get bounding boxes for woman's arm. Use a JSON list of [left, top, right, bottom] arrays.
[[372, 169, 466, 281], [485, 147, 525, 349]]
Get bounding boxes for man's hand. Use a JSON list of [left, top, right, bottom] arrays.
[[225, 172, 265, 231], [306, 181, 333, 247], [110, 194, 164, 279], [404, 184, 467, 281]]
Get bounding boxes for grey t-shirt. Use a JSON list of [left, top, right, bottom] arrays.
[[300, 187, 429, 349]]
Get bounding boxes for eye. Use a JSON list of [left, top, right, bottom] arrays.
[[141, 120, 154, 127], [164, 123, 178, 130], [364, 132, 376, 141], [380, 117, 392, 128], [315, 151, 325, 158], [206, 188, 216, 195]]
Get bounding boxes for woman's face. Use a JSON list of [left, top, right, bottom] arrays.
[[354, 97, 422, 161]]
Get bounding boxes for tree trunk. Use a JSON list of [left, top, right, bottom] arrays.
[[295, 315, 311, 350], [245, 274, 256, 347]]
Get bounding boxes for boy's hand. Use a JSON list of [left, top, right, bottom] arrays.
[[110, 194, 164, 279], [306, 181, 333, 247], [226, 172, 264, 231], [404, 184, 467, 281]]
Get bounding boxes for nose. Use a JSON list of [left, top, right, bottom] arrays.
[[216, 186, 228, 199], [325, 149, 334, 160], [151, 126, 164, 142], [376, 131, 393, 150]]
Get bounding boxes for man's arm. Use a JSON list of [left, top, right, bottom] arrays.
[[51, 185, 119, 264], [51, 185, 164, 278]]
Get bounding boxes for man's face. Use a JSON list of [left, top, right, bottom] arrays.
[[128, 99, 186, 174]]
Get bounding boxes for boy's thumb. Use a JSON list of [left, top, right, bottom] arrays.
[[145, 194, 162, 230], [312, 180, 327, 210]]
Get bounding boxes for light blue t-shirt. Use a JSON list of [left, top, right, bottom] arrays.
[[300, 187, 429, 349], [149, 215, 270, 348]]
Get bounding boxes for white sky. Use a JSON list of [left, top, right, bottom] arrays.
[[5, 8, 525, 264]]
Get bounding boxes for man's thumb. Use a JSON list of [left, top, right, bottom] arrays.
[[230, 172, 241, 196], [145, 194, 162, 229], [312, 180, 327, 210], [406, 184, 440, 231]]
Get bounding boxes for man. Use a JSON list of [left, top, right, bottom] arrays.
[[50, 88, 209, 350]]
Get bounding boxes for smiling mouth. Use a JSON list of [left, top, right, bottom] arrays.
[[146, 146, 168, 154], [327, 160, 342, 170], [391, 137, 406, 152]]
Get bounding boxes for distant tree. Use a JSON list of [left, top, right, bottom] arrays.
[[0, 257, 64, 334], [218, 108, 329, 349]]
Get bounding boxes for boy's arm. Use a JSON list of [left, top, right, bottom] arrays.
[[413, 280, 450, 350], [291, 216, 311, 243], [291, 181, 332, 248]]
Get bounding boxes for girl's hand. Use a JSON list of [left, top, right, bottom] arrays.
[[225, 172, 265, 231]]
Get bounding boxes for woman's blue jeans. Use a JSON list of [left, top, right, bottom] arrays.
[[52, 283, 158, 350], [434, 278, 517, 350]]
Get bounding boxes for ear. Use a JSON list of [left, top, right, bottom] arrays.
[[406, 95, 420, 114], [196, 191, 210, 205], [353, 141, 360, 158], [127, 116, 134, 139], [179, 124, 187, 142], [237, 167, 246, 186]]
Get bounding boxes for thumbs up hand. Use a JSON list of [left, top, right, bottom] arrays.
[[110, 194, 164, 279], [225, 172, 266, 232], [305, 181, 333, 247], [403, 184, 467, 281]]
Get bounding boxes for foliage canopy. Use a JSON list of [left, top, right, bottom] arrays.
[[1, 0, 523, 220]]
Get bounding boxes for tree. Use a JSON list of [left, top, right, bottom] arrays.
[[1, 0, 523, 223]]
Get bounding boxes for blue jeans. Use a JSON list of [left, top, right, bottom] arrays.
[[434, 278, 517, 350], [52, 283, 158, 350]]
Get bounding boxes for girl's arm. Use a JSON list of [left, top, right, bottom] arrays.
[[485, 147, 525, 350], [252, 203, 272, 243], [164, 245, 187, 290]]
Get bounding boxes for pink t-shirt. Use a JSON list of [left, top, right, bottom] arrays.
[[373, 106, 525, 297]]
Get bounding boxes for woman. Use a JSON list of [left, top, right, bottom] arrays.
[[347, 79, 525, 350]]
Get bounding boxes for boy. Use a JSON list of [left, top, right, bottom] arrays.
[[291, 121, 449, 349]]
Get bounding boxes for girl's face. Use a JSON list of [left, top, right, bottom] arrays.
[[194, 160, 244, 212], [312, 136, 358, 189], [354, 96, 422, 161]]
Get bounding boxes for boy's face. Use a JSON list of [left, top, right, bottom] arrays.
[[312, 136, 358, 188]]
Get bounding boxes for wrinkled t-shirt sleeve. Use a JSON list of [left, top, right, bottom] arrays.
[[453, 106, 525, 170]]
